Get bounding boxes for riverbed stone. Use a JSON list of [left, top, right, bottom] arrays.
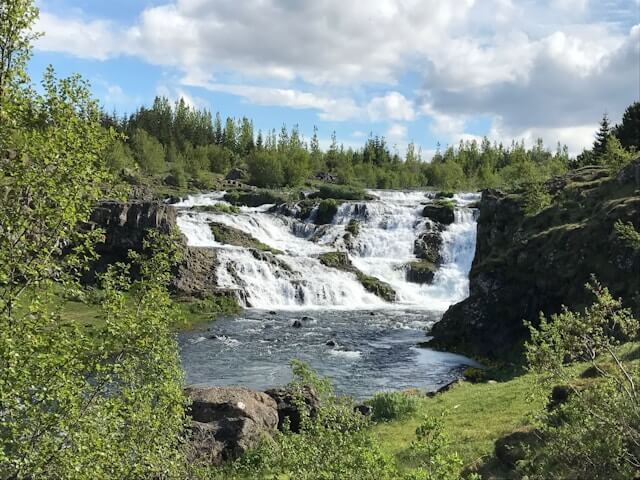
[[264, 386, 320, 433], [185, 386, 278, 466]]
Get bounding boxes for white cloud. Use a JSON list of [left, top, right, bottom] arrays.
[[367, 92, 415, 122], [34, 1, 640, 154], [386, 124, 408, 145]]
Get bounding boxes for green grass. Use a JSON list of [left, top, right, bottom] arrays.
[[373, 372, 546, 471], [61, 292, 240, 332]]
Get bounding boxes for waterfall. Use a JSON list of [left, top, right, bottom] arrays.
[[175, 190, 480, 311]]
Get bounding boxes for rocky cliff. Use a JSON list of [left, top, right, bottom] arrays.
[[428, 163, 640, 360]]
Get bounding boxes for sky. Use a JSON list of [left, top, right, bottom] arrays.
[[30, 0, 640, 158]]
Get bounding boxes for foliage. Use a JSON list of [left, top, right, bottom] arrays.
[[315, 184, 368, 200], [194, 203, 241, 214], [224, 189, 288, 207], [184, 294, 242, 317], [315, 198, 339, 224], [404, 414, 465, 480], [614, 101, 640, 152], [522, 181, 552, 216], [600, 135, 635, 171], [346, 219, 360, 237], [615, 220, 640, 250], [0, 4, 187, 477], [523, 279, 640, 478], [130, 127, 166, 174], [198, 363, 467, 480], [367, 391, 421, 422]]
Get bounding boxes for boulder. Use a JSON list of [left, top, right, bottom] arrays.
[[422, 202, 455, 225], [186, 386, 278, 465], [264, 386, 320, 433], [494, 429, 541, 467], [170, 246, 218, 297], [86, 201, 179, 282], [405, 260, 437, 284], [225, 168, 247, 181], [414, 229, 443, 264]]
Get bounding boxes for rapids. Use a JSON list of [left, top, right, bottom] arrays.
[[176, 189, 481, 398]]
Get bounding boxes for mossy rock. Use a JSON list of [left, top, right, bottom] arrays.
[[346, 219, 360, 237], [312, 184, 371, 201], [435, 191, 455, 199], [422, 201, 455, 225], [315, 199, 339, 225], [462, 367, 488, 383], [318, 252, 355, 272], [356, 272, 397, 302], [224, 189, 289, 207], [318, 252, 396, 302], [405, 260, 437, 284], [209, 222, 282, 254], [194, 204, 240, 214]]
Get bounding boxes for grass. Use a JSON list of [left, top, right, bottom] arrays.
[[61, 291, 240, 332], [373, 371, 546, 471]]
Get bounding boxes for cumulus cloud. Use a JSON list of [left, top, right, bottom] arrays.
[[367, 92, 415, 122], [34, 0, 640, 152]]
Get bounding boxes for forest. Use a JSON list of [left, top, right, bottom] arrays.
[[101, 97, 638, 194]]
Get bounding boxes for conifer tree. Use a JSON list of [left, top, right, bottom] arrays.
[[593, 113, 611, 156]]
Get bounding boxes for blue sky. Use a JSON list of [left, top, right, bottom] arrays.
[[32, 0, 639, 156]]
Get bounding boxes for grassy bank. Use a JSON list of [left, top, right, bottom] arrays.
[[372, 341, 640, 477], [61, 291, 241, 332]]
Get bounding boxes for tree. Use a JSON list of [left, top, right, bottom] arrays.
[[593, 113, 611, 157], [524, 280, 640, 478], [614, 102, 640, 151], [0, 3, 187, 477], [130, 128, 166, 174]]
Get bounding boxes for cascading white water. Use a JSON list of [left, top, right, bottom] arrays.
[[174, 190, 479, 311]]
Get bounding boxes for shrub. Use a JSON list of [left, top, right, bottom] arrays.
[[367, 391, 421, 422], [315, 198, 339, 224], [223, 189, 288, 207], [316, 184, 368, 200], [346, 219, 361, 237], [463, 367, 487, 383]]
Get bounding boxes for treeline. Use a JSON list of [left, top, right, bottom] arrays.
[[102, 96, 640, 192]]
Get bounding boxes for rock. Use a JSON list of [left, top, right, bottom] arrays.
[[210, 222, 282, 254], [85, 201, 179, 282], [292, 320, 303, 328], [325, 340, 337, 347], [225, 168, 247, 181], [405, 260, 437, 284], [495, 429, 541, 467], [426, 379, 462, 397], [185, 386, 278, 465], [318, 252, 397, 302], [354, 404, 373, 416], [264, 386, 321, 433], [422, 202, 455, 225], [414, 229, 443, 264], [301, 316, 314, 322], [427, 174, 640, 359], [170, 246, 218, 297], [268, 311, 277, 315]]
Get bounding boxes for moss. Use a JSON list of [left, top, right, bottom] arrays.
[[313, 184, 371, 201], [435, 191, 455, 199], [356, 272, 397, 302], [224, 189, 289, 207], [193, 203, 240, 214], [315, 198, 339, 225], [346, 219, 360, 237], [209, 222, 283, 254], [318, 252, 397, 302], [405, 259, 437, 284]]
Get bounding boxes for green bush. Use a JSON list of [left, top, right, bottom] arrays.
[[346, 219, 361, 237], [367, 391, 421, 422], [463, 367, 487, 383], [223, 189, 288, 207], [194, 203, 240, 214], [315, 198, 339, 224], [316, 184, 368, 200], [185, 295, 241, 316]]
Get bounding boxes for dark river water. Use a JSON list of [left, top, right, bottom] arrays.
[[179, 308, 479, 400]]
